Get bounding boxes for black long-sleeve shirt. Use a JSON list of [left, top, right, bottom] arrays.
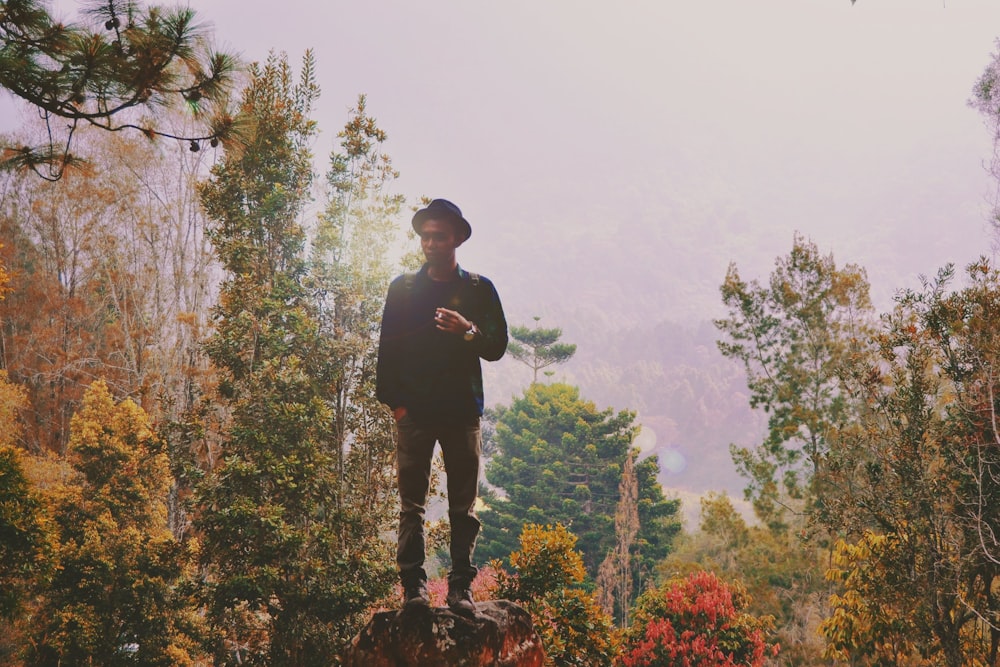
[[376, 264, 508, 423]]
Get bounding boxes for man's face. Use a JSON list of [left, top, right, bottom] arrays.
[[418, 218, 461, 267]]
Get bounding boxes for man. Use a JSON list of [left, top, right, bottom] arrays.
[[376, 198, 508, 616]]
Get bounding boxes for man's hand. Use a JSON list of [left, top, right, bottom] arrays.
[[435, 308, 472, 335]]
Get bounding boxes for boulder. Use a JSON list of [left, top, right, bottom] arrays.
[[343, 599, 545, 667]]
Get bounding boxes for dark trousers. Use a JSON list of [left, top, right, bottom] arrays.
[[396, 414, 482, 588]]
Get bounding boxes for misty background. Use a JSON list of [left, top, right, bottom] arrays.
[[5, 0, 1000, 513]]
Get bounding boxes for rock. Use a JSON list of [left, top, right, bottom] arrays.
[[343, 599, 545, 667]]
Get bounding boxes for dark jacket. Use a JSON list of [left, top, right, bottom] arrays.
[[376, 264, 507, 423]]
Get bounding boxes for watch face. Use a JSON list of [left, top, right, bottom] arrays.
[[464, 329, 475, 341]]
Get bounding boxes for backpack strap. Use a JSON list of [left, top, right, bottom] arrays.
[[400, 270, 479, 291]]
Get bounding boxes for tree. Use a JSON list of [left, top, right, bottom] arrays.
[[715, 233, 874, 527], [619, 570, 779, 667], [597, 450, 639, 627], [192, 52, 393, 664], [0, 126, 218, 457], [479, 382, 680, 582], [971, 41, 1000, 239], [814, 261, 1000, 666], [0, 0, 240, 180], [27, 379, 202, 665], [306, 93, 402, 573], [508, 317, 577, 383], [0, 370, 47, 624], [494, 523, 619, 667], [0, 157, 138, 453]]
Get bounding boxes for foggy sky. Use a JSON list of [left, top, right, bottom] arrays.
[[5, 0, 1000, 316], [186, 0, 1000, 317]]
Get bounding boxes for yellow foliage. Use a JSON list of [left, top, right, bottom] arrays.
[[0, 371, 27, 447], [0, 243, 10, 302], [509, 523, 587, 592], [67, 379, 170, 526], [821, 532, 924, 665]]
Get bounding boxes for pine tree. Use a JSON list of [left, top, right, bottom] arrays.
[[479, 382, 680, 581], [0, 0, 240, 180], [507, 317, 576, 383]]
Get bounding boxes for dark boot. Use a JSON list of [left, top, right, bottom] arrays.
[[402, 580, 429, 609], [447, 582, 475, 617]]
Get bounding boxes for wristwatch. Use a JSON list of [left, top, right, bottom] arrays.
[[463, 323, 479, 341]]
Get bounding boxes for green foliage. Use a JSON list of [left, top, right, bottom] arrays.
[[192, 53, 394, 665], [0, 0, 241, 180], [307, 93, 403, 555], [494, 524, 619, 667], [508, 317, 577, 383], [27, 379, 203, 665], [479, 382, 680, 582], [619, 570, 779, 667], [715, 233, 874, 527], [0, 444, 44, 621]]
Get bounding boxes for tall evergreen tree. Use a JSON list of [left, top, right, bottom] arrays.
[[479, 382, 680, 582], [191, 52, 388, 665], [307, 94, 402, 554]]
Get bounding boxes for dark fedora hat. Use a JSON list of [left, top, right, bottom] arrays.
[[411, 199, 472, 241]]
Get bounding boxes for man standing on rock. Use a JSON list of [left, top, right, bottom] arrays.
[[376, 198, 508, 616]]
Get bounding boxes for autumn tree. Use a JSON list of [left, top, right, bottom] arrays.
[[820, 532, 926, 665], [619, 570, 779, 667], [0, 122, 218, 464], [494, 523, 619, 667], [508, 316, 577, 383], [715, 233, 874, 527], [192, 52, 393, 664], [815, 261, 1000, 666], [27, 379, 202, 665], [0, 0, 240, 180], [479, 382, 680, 582], [0, 158, 135, 452]]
